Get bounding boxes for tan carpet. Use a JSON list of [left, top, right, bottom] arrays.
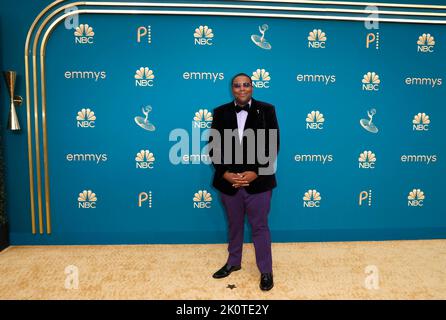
[[0, 240, 445, 299]]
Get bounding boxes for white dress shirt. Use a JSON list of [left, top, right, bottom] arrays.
[[234, 99, 252, 143]]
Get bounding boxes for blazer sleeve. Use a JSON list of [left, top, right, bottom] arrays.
[[255, 104, 280, 175], [268, 105, 280, 155]]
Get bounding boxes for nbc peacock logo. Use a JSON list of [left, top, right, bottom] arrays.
[[194, 25, 214, 46], [74, 24, 94, 44], [135, 67, 155, 87], [303, 189, 321, 207], [308, 29, 327, 48], [192, 109, 213, 129], [417, 33, 435, 53], [251, 68, 271, 89], [358, 151, 376, 169], [306, 110, 325, 130], [362, 72, 380, 91], [412, 113, 430, 131], [78, 190, 97, 209], [76, 108, 96, 128], [407, 188, 425, 207], [193, 190, 212, 208], [135, 150, 155, 169]]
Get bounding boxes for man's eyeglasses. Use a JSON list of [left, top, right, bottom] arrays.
[[232, 82, 252, 89]]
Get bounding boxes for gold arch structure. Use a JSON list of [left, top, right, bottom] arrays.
[[26, 0, 446, 235]]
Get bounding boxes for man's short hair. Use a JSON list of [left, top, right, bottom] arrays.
[[231, 73, 252, 85]]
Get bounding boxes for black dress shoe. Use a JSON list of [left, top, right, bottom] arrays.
[[212, 264, 241, 279], [260, 273, 274, 291]]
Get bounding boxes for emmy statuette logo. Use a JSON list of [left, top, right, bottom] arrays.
[[360, 109, 378, 133], [135, 105, 156, 131], [251, 24, 271, 50]]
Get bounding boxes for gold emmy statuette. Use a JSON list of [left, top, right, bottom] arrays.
[[3, 71, 22, 131]]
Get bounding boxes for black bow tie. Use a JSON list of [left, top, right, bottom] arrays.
[[235, 104, 249, 113]]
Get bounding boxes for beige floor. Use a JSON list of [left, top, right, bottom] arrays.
[[0, 240, 445, 299]]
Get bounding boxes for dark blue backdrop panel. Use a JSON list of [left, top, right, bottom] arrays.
[[25, 12, 446, 244]]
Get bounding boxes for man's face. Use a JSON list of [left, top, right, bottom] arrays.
[[232, 75, 253, 106]]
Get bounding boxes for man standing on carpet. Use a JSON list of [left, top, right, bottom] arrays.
[[208, 73, 280, 291]]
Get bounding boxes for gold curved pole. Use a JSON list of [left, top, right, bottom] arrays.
[[238, 0, 446, 10], [82, 1, 446, 18], [30, 1, 85, 234], [24, 0, 66, 234]]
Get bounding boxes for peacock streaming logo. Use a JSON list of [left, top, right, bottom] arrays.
[[193, 190, 212, 208], [308, 29, 327, 48], [192, 109, 213, 129], [135, 150, 155, 169], [303, 189, 321, 207], [78, 190, 97, 209], [306, 110, 325, 130], [359, 151, 376, 169], [137, 26, 152, 44], [74, 24, 94, 44], [362, 72, 381, 91], [366, 32, 379, 50], [417, 33, 435, 53], [359, 190, 373, 206], [194, 25, 214, 46], [138, 191, 153, 208], [135, 67, 155, 87], [251, 68, 270, 88], [76, 108, 96, 128], [412, 113, 430, 131], [407, 189, 425, 207]]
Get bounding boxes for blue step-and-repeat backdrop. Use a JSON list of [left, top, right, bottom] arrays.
[[21, 7, 446, 244]]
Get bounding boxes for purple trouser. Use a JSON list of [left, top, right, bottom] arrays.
[[220, 188, 273, 274]]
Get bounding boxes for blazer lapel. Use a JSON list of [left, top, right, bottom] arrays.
[[244, 99, 259, 130], [226, 104, 238, 130]]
